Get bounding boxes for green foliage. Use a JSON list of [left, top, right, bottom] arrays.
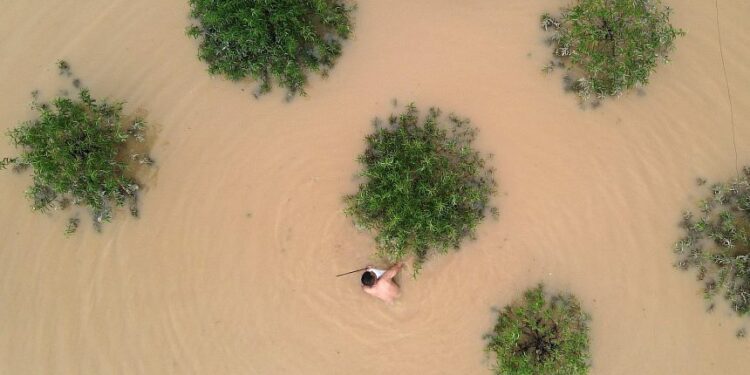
[[57, 59, 71, 76], [674, 167, 750, 317], [65, 217, 80, 236], [3, 85, 150, 233], [186, 0, 353, 97], [541, 0, 684, 101], [485, 284, 591, 375], [344, 104, 497, 274]]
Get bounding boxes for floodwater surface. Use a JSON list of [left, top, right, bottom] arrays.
[[1, 0, 749, 374]]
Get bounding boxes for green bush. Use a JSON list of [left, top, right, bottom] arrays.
[[541, 0, 683, 101], [674, 167, 750, 317], [186, 0, 353, 98], [485, 284, 591, 375], [1, 81, 151, 234], [344, 104, 497, 274]]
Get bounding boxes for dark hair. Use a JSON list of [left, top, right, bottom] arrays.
[[361, 271, 376, 286]]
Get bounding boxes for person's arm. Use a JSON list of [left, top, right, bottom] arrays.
[[382, 262, 403, 280]]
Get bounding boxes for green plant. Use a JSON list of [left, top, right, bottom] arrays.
[[186, 0, 353, 98], [485, 284, 591, 375], [344, 104, 497, 274], [674, 167, 750, 317], [57, 59, 71, 76], [541, 0, 684, 101], [1, 69, 152, 233]]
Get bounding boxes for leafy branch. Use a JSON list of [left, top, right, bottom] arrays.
[[186, 0, 354, 98], [345, 104, 497, 274]]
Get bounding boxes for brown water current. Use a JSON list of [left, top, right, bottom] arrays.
[[1, 0, 749, 374]]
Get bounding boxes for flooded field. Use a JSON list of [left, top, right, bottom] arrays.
[[0, 0, 748, 374]]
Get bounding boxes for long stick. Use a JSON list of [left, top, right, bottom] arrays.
[[336, 267, 367, 277]]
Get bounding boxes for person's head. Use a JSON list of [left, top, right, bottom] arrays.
[[361, 271, 377, 287]]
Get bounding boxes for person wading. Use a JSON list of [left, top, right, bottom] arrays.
[[361, 262, 404, 304]]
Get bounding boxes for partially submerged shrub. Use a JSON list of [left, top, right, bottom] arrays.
[[541, 0, 683, 101], [674, 167, 750, 317], [485, 284, 591, 375], [186, 0, 354, 98], [344, 104, 497, 274], [1, 66, 152, 233]]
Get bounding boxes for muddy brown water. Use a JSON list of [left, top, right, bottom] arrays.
[[1, 0, 749, 374]]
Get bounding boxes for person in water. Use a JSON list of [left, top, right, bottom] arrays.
[[361, 262, 404, 303]]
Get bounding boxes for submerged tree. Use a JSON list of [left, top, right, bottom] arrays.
[[1, 63, 153, 234], [485, 284, 591, 375], [186, 0, 354, 98], [344, 104, 497, 274], [674, 167, 750, 318], [540, 0, 683, 102]]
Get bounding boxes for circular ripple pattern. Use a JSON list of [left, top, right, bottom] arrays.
[[0, 1, 748, 374]]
